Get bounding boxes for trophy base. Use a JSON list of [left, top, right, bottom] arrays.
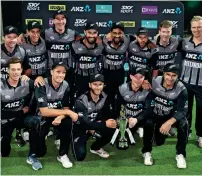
[[116, 141, 129, 150]]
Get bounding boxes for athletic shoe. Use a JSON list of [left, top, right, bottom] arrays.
[[137, 128, 144, 138], [169, 127, 175, 136], [15, 134, 26, 147], [198, 137, 202, 148], [55, 139, 60, 150], [90, 148, 110, 158], [57, 154, 73, 168], [143, 152, 153, 166], [176, 154, 187, 169], [27, 154, 43, 170]]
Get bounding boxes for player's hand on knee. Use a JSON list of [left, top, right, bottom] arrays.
[[106, 119, 117, 128], [129, 118, 137, 128], [160, 122, 172, 135]]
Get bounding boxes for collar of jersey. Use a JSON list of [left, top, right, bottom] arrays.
[[107, 40, 124, 50], [189, 36, 202, 47], [2, 43, 18, 57], [53, 26, 68, 36], [6, 78, 21, 89], [136, 41, 150, 51], [156, 36, 171, 48], [81, 38, 98, 50], [87, 91, 104, 103]]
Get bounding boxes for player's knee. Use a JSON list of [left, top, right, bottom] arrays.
[[145, 119, 154, 128], [24, 115, 41, 131], [75, 150, 86, 161], [73, 144, 86, 161], [177, 118, 188, 129]]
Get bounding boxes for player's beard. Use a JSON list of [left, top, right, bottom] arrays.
[[113, 37, 122, 45], [86, 37, 97, 44]]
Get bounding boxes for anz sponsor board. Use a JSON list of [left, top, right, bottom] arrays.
[[162, 7, 182, 14], [70, 5, 91, 12], [25, 19, 43, 25], [120, 21, 135, 27], [96, 20, 113, 28], [48, 4, 66, 11]]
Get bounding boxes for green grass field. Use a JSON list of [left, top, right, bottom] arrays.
[[1, 104, 202, 175]]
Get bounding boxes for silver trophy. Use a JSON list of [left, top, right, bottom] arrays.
[[110, 105, 135, 149]]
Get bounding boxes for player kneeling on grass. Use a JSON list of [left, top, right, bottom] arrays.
[[24, 62, 78, 170], [72, 74, 117, 161], [112, 67, 153, 149], [141, 63, 189, 169], [1, 57, 34, 157]]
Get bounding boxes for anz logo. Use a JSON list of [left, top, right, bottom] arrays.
[[155, 97, 173, 106], [185, 53, 202, 60], [130, 56, 147, 63], [50, 44, 70, 51], [4, 100, 21, 108]]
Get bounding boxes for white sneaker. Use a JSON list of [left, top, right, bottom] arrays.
[[90, 148, 109, 158], [137, 128, 144, 138], [176, 154, 187, 169], [57, 154, 73, 168], [143, 152, 153, 166], [198, 137, 202, 148], [55, 139, 60, 150]]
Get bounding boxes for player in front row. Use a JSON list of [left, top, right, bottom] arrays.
[[142, 64, 188, 169], [24, 62, 78, 170], [72, 74, 117, 161], [115, 67, 152, 140], [1, 57, 34, 156]]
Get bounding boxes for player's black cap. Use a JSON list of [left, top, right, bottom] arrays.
[[4, 26, 19, 36], [111, 22, 124, 32], [85, 22, 98, 31], [52, 62, 68, 70], [27, 20, 41, 31], [53, 9, 67, 19], [163, 63, 180, 75], [130, 67, 147, 77], [89, 74, 104, 83], [136, 27, 149, 36]]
